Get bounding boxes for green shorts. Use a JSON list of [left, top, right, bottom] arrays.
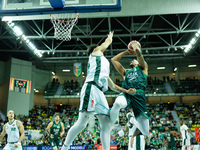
[[167, 142, 176, 149], [121, 90, 148, 119], [50, 138, 60, 148]]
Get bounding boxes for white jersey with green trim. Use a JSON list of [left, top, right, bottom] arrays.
[[180, 124, 190, 139], [5, 120, 20, 143], [86, 54, 110, 92]]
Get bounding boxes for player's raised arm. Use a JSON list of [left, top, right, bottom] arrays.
[[135, 47, 148, 70], [108, 77, 136, 94], [94, 31, 114, 53], [111, 50, 130, 76]]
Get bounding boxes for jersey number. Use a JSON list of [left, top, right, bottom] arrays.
[[11, 128, 16, 131]]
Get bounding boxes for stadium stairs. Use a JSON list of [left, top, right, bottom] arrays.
[[171, 111, 181, 132]]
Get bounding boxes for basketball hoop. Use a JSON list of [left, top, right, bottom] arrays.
[[50, 13, 79, 41]]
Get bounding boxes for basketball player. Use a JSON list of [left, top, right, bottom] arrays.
[[0, 110, 24, 150], [61, 31, 135, 150], [46, 114, 65, 150], [110, 40, 149, 142], [177, 120, 196, 150], [111, 112, 145, 150], [165, 127, 177, 150]]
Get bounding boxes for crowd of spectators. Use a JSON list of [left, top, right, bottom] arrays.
[[0, 103, 199, 149], [63, 80, 79, 95], [46, 76, 200, 96], [176, 103, 200, 128]]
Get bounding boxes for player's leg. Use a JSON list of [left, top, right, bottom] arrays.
[[110, 95, 128, 125], [186, 139, 191, 150], [50, 139, 58, 150], [96, 115, 112, 150], [61, 112, 93, 150], [130, 115, 149, 136]]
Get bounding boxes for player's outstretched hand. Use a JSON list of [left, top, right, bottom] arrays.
[[110, 135, 115, 141], [127, 88, 136, 94], [130, 136, 134, 148]]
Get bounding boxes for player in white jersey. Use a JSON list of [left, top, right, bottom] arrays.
[[178, 120, 196, 150], [111, 112, 145, 150], [61, 31, 136, 150], [0, 110, 24, 150]]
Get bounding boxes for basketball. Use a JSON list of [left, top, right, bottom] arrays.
[[128, 40, 141, 54]]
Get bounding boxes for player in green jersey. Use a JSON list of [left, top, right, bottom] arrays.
[[46, 114, 65, 150], [165, 127, 177, 150], [110, 40, 149, 148]]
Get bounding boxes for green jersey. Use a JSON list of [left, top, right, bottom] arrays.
[[122, 66, 147, 91], [166, 131, 176, 148], [50, 121, 62, 140]]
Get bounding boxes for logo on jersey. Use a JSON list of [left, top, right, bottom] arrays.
[[127, 72, 138, 82]]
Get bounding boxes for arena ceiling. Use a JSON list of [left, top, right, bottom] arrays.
[[0, 0, 200, 75]]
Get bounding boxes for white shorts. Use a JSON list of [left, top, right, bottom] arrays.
[[182, 139, 190, 146], [3, 143, 22, 150], [128, 135, 145, 150], [79, 82, 109, 115]]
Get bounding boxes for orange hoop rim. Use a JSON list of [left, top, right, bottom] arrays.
[[50, 13, 79, 23]]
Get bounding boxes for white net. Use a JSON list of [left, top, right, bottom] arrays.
[[50, 13, 79, 41]]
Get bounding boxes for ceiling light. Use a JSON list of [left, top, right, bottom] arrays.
[[52, 72, 55, 75], [188, 65, 196, 67], [157, 67, 165, 69], [190, 38, 196, 44], [195, 33, 199, 37], [63, 69, 70, 72], [13, 26, 23, 36], [22, 35, 27, 40], [35, 90, 39, 92], [82, 72, 84, 74]]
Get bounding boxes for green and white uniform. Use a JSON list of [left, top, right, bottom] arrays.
[[166, 131, 176, 149], [121, 66, 148, 118], [180, 125, 191, 146], [50, 121, 62, 149], [79, 54, 110, 115], [4, 120, 22, 150], [128, 123, 145, 150]]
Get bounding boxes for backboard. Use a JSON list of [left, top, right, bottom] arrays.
[[0, 0, 121, 17]]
